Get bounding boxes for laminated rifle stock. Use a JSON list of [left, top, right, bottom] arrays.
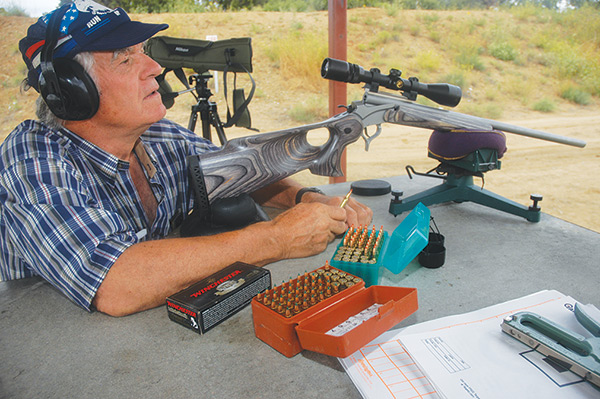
[[192, 114, 363, 202]]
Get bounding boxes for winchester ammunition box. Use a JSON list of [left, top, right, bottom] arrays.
[[167, 262, 270, 334]]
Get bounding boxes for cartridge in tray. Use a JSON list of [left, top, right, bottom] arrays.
[[254, 263, 363, 319], [330, 202, 430, 286], [333, 225, 385, 264]]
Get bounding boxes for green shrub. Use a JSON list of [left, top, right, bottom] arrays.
[[0, 5, 28, 16], [452, 37, 486, 71], [373, 31, 399, 45], [400, 0, 418, 8], [261, 0, 327, 11], [489, 42, 519, 62], [561, 87, 591, 105], [383, 1, 402, 16], [416, 50, 441, 72], [532, 98, 556, 112], [456, 50, 485, 71], [423, 14, 440, 24], [429, 30, 441, 43]]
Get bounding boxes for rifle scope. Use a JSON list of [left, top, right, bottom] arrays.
[[321, 58, 462, 108]]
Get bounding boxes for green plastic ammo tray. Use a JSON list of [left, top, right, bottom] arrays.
[[330, 203, 430, 286]]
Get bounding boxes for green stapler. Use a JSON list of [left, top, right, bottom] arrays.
[[502, 302, 600, 388]]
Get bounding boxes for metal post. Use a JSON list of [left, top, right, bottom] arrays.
[[328, 0, 347, 184]]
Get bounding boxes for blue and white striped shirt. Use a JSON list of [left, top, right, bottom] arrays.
[[0, 119, 219, 310]]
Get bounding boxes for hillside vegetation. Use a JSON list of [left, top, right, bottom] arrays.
[[150, 5, 599, 125], [2, 6, 599, 132], [1, 6, 599, 231]]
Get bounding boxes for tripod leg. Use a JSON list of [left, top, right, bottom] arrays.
[[188, 110, 198, 133], [200, 107, 212, 142], [211, 109, 228, 145]]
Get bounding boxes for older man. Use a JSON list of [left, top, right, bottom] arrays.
[[0, 0, 372, 316]]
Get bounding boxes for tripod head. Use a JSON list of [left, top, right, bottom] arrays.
[[189, 73, 215, 101], [157, 72, 214, 106]]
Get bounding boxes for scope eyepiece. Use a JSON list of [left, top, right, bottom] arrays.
[[321, 58, 462, 108]]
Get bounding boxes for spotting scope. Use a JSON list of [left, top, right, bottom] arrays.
[[321, 58, 462, 108]]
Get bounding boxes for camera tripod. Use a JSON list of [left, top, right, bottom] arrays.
[[187, 73, 228, 145]]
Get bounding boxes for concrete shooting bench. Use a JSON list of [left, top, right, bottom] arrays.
[[1, 175, 598, 398]]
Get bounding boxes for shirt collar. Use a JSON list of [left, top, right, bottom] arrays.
[[58, 127, 156, 180]]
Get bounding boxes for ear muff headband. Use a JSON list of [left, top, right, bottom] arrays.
[[39, 7, 67, 116], [39, 6, 100, 121]]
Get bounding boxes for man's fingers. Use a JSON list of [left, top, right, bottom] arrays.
[[343, 198, 373, 227], [331, 219, 348, 237]]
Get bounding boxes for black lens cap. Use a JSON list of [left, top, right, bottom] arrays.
[[418, 233, 446, 269], [350, 179, 392, 196]]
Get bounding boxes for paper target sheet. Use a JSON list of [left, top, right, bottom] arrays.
[[340, 290, 599, 399]]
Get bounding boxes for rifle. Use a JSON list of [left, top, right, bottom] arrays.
[[189, 58, 586, 205]]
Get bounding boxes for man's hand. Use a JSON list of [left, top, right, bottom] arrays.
[[299, 190, 373, 228], [269, 202, 347, 260], [323, 195, 373, 228], [252, 179, 373, 228]]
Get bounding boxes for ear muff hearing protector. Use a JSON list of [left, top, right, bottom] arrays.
[[39, 6, 100, 121]]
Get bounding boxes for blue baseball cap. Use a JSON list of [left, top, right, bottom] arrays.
[[19, 0, 168, 92]]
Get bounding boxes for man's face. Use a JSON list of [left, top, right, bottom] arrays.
[[91, 43, 166, 133]]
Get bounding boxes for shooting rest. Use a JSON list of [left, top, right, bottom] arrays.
[[389, 129, 543, 222]]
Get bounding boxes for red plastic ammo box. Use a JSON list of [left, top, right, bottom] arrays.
[[251, 264, 417, 358]]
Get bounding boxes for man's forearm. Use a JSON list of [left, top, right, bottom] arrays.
[[93, 221, 283, 317], [251, 177, 304, 209]]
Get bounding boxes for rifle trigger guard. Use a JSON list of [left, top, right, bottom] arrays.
[[362, 124, 382, 151]]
